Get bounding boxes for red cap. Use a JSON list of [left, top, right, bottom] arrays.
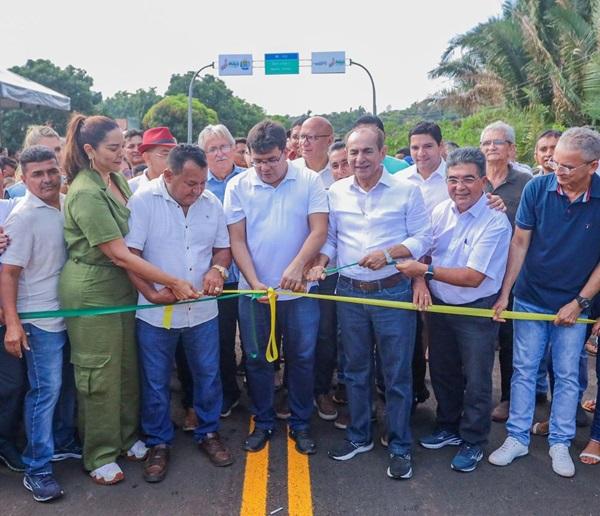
[[138, 127, 177, 153]]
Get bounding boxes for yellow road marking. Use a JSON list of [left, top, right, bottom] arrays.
[[287, 434, 313, 516], [240, 420, 269, 516]]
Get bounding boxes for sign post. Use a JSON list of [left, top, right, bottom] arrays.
[[311, 51, 346, 74], [264, 53, 300, 75]]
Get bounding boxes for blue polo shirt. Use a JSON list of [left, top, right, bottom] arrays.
[[514, 173, 600, 311], [206, 164, 245, 284]]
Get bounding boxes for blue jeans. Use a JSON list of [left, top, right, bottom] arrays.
[[238, 296, 319, 432], [507, 298, 588, 447], [22, 324, 73, 476], [336, 278, 415, 455], [591, 350, 600, 442], [137, 317, 221, 445]]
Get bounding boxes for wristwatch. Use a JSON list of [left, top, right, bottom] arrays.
[[383, 248, 394, 265], [575, 295, 591, 311], [211, 264, 229, 281], [424, 264, 435, 281]]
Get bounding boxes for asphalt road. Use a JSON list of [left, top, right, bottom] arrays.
[[2, 354, 598, 516]]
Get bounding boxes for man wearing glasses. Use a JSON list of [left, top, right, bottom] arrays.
[[489, 127, 600, 478], [224, 120, 328, 454], [479, 121, 532, 424], [397, 148, 511, 473]]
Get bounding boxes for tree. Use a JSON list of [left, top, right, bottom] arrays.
[[0, 59, 101, 151], [166, 73, 265, 137], [99, 88, 162, 126], [142, 95, 218, 143]]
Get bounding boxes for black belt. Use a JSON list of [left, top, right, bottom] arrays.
[[338, 273, 406, 293]]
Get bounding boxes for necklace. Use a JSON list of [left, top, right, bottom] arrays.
[[106, 174, 112, 188]]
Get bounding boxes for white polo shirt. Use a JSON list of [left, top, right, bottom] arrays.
[[223, 161, 329, 300], [125, 177, 230, 328], [0, 191, 66, 332], [401, 159, 449, 216], [128, 169, 151, 194], [293, 157, 335, 189], [429, 193, 512, 304], [322, 170, 432, 281]]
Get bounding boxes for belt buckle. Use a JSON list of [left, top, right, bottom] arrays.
[[358, 280, 371, 292]]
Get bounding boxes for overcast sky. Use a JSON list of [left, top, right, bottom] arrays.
[[1, 0, 504, 116]]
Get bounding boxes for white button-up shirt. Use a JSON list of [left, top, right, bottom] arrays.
[[125, 177, 230, 328], [293, 157, 335, 189], [128, 169, 151, 194], [322, 170, 432, 281], [429, 193, 512, 304], [401, 159, 449, 216], [1, 191, 66, 332], [224, 161, 329, 300]]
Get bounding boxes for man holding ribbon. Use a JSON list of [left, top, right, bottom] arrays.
[[125, 144, 233, 482]]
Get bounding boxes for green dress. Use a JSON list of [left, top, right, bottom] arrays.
[[59, 168, 139, 472]]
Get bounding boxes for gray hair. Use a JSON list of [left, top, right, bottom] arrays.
[[481, 121, 515, 144], [19, 145, 58, 173], [557, 127, 600, 162], [328, 141, 346, 155], [23, 125, 60, 148], [197, 124, 235, 150], [446, 147, 486, 178]]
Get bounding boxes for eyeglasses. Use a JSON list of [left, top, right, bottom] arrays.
[[480, 139, 512, 148], [446, 176, 479, 186], [547, 159, 596, 174], [206, 144, 233, 155], [299, 134, 331, 143], [252, 152, 284, 168]]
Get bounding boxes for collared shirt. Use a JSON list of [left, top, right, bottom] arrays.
[[128, 169, 151, 194], [1, 191, 66, 332], [401, 159, 449, 216], [292, 157, 335, 189], [483, 165, 532, 228], [322, 170, 431, 281], [514, 173, 600, 311], [206, 164, 245, 284], [429, 194, 512, 304], [0, 198, 20, 225], [125, 177, 230, 328], [223, 161, 329, 300]]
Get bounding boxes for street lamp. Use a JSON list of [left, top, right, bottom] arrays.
[[349, 59, 377, 115], [187, 62, 215, 143]]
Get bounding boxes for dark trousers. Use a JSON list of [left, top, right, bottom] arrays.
[[217, 282, 242, 404], [0, 326, 27, 446], [175, 336, 193, 409], [498, 294, 515, 402], [412, 314, 427, 397], [314, 273, 338, 396], [428, 294, 499, 445]]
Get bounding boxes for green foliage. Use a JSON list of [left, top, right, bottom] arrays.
[[99, 88, 162, 126], [0, 59, 101, 151], [166, 74, 265, 137], [142, 95, 218, 143]]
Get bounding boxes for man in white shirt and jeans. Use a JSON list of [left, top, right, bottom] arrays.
[[397, 147, 511, 473], [125, 144, 233, 482], [308, 126, 431, 480]]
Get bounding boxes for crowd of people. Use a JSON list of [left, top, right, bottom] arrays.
[[0, 112, 599, 503]]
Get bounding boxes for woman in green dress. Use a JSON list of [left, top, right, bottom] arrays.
[[60, 114, 197, 485]]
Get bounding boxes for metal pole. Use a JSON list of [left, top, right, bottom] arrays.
[[187, 62, 215, 143], [348, 59, 377, 115]]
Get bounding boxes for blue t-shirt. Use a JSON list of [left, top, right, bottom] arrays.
[[514, 173, 600, 311]]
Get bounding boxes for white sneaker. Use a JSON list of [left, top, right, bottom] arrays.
[[549, 443, 575, 477], [488, 436, 529, 466], [126, 440, 149, 461], [90, 462, 124, 485]]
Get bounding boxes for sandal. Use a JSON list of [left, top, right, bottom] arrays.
[[90, 462, 125, 485], [579, 440, 600, 465], [585, 337, 598, 356], [581, 399, 596, 413], [531, 421, 549, 436]]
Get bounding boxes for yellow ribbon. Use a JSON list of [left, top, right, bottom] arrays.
[[162, 305, 174, 329], [265, 287, 279, 362]]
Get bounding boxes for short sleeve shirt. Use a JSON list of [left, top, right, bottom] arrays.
[[514, 173, 600, 311], [483, 165, 532, 228], [63, 169, 132, 266]]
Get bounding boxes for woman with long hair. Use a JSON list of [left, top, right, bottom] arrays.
[[59, 114, 197, 485]]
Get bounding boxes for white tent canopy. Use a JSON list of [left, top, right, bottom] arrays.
[[0, 69, 70, 111]]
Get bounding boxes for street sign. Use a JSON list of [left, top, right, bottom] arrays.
[[218, 54, 253, 76], [311, 51, 346, 74], [264, 53, 299, 75]]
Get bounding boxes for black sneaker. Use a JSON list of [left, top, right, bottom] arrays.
[[220, 397, 240, 418], [289, 429, 316, 455], [0, 442, 25, 472], [51, 442, 82, 462], [328, 439, 374, 461], [243, 428, 273, 452], [387, 453, 413, 480], [23, 474, 64, 502]]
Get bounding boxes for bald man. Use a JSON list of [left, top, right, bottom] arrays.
[[294, 116, 335, 189]]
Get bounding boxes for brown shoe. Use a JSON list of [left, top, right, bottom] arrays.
[[314, 393, 338, 421], [143, 445, 170, 483], [199, 433, 234, 467], [183, 408, 199, 432], [492, 401, 509, 422], [334, 412, 349, 430]]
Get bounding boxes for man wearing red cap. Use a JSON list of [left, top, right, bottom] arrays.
[[128, 127, 177, 194]]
